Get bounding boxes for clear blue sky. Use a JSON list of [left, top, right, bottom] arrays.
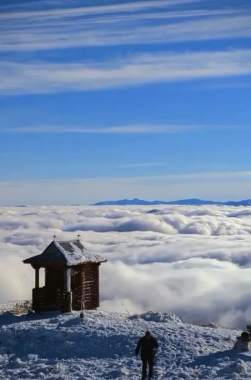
[[0, 0, 251, 205]]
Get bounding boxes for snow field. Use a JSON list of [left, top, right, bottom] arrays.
[[0, 310, 249, 380]]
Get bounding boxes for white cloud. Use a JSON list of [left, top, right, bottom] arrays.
[[1, 11, 247, 51], [0, 124, 205, 134], [3, 123, 243, 134], [1, 49, 251, 95], [0, 0, 198, 21], [0, 0, 248, 53], [118, 162, 166, 167], [2, 204, 251, 328]]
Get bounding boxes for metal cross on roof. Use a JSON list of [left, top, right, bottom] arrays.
[[53, 234, 57, 241], [77, 234, 81, 241]]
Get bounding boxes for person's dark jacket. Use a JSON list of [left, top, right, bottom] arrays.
[[135, 336, 159, 360]]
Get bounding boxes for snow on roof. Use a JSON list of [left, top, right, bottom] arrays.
[[55, 240, 107, 266], [23, 240, 107, 266]]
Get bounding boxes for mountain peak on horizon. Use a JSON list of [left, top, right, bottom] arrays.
[[92, 198, 251, 206]]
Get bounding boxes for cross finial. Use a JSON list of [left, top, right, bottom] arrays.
[[53, 234, 57, 241], [77, 234, 81, 241]]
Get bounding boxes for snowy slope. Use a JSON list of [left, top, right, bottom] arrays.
[[0, 310, 249, 380]]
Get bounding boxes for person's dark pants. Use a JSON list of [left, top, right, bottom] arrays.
[[141, 355, 154, 379]]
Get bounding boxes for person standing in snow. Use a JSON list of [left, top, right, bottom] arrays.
[[135, 331, 159, 379]]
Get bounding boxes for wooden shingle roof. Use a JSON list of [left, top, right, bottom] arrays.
[[23, 240, 107, 266]]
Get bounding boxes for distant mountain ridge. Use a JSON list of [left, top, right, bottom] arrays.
[[93, 198, 251, 206]]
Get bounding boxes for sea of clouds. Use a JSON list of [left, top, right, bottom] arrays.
[[1, 204, 251, 329]]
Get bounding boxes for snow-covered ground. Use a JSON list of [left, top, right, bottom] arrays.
[[0, 309, 249, 380]]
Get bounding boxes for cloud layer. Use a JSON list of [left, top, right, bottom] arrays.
[[1, 0, 250, 96], [0, 0, 250, 52], [1, 204, 251, 328], [1, 49, 251, 95]]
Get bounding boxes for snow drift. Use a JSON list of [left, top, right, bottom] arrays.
[[0, 309, 247, 380]]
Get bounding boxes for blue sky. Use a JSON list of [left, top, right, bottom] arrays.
[[0, 0, 251, 205]]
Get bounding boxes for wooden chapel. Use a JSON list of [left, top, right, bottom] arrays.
[[23, 238, 107, 313]]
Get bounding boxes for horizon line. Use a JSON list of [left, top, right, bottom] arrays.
[[2, 196, 251, 208]]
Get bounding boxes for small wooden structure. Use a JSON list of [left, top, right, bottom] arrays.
[[23, 239, 107, 313]]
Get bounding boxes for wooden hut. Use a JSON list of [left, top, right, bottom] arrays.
[[23, 239, 107, 313]]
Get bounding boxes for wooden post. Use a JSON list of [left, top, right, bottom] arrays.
[[66, 268, 71, 292], [61, 267, 72, 312], [35, 268, 39, 289], [81, 266, 85, 309]]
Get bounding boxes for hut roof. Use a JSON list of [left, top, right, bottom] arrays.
[[23, 240, 107, 266]]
